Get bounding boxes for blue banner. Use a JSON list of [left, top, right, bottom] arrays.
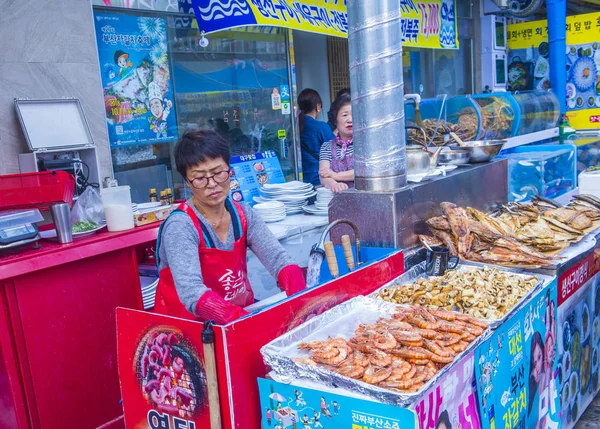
[[257, 378, 417, 429], [475, 280, 560, 429], [94, 13, 178, 147]]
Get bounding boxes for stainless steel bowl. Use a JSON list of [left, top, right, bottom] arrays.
[[451, 140, 505, 163], [438, 149, 471, 165]]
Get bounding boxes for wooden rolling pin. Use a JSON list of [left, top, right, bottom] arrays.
[[324, 241, 339, 278], [202, 322, 222, 429], [341, 234, 355, 271]]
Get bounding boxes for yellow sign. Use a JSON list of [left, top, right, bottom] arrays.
[[566, 108, 600, 130], [507, 12, 600, 49], [277, 129, 287, 139], [192, 0, 459, 49]]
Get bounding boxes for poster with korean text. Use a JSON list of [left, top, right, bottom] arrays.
[[506, 12, 600, 129], [94, 12, 178, 147], [413, 350, 481, 429], [474, 280, 560, 429], [557, 247, 600, 428], [229, 150, 285, 204], [257, 378, 417, 429]]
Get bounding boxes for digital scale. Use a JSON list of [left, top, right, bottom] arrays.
[[0, 209, 43, 251]]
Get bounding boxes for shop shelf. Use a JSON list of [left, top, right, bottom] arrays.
[[0, 171, 75, 211], [499, 143, 577, 202]]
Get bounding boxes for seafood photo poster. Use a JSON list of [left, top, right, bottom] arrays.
[[507, 11, 600, 129], [557, 247, 600, 428], [229, 150, 285, 204], [474, 280, 560, 429], [412, 350, 481, 429], [257, 378, 417, 429], [94, 12, 178, 147], [116, 308, 211, 429]]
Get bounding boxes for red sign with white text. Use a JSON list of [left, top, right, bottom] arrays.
[[116, 309, 211, 429], [558, 247, 600, 306]]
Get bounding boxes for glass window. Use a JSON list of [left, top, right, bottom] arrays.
[[167, 21, 296, 200], [93, 9, 296, 202]]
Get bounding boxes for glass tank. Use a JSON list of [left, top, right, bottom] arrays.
[[500, 144, 577, 202], [405, 90, 560, 144]]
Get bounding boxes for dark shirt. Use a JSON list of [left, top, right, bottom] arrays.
[[300, 115, 335, 186]]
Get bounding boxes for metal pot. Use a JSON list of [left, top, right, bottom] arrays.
[[406, 145, 444, 175]]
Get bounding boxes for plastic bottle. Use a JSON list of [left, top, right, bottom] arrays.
[[149, 188, 157, 203]]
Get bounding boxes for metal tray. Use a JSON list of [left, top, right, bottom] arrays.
[[261, 295, 491, 407], [369, 261, 554, 328]]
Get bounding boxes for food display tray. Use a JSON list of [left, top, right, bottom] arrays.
[[261, 296, 491, 407], [369, 261, 555, 328]]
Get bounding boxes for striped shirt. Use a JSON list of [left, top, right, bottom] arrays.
[[319, 139, 355, 163]]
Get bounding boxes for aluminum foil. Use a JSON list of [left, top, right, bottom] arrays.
[[261, 295, 491, 407], [369, 262, 555, 328]]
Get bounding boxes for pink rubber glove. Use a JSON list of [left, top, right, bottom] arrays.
[[278, 264, 307, 296], [195, 290, 249, 325]]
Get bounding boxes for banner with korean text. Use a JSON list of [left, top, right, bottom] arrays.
[[506, 12, 600, 129], [190, 0, 459, 49]]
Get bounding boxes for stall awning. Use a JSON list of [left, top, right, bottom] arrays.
[[190, 0, 459, 49]]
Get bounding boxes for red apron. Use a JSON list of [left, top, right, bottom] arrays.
[[153, 200, 254, 320]]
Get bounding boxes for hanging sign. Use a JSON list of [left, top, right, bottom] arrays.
[[94, 12, 178, 147], [190, 0, 459, 49], [507, 12, 600, 129]]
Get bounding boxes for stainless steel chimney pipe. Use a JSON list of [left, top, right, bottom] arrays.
[[347, 0, 407, 191]]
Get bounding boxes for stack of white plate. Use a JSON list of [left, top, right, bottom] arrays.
[[254, 201, 287, 223], [141, 278, 159, 310], [255, 181, 316, 215], [303, 187, 333, 216]]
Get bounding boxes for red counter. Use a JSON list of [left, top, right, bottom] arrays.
[[0, 225, 159, 429]]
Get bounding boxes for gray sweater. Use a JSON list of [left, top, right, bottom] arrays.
[[158, 199, 294, 314]]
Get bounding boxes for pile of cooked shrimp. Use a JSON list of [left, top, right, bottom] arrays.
[[296, 305, 488, 393]]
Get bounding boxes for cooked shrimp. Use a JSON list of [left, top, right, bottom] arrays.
[[373, 330, 397, 351], [407, 316, 440, 330], [369, 348, 392, 367], [392, 346, 430, 361], [337, 364, 365, 379], [379, 378, 416, 390], [363, 366, 392, 384], [407, 358, 430, 366], [423, 339, 453, 358], [389, 329, 422, 343], [293, 358, 317, 366]]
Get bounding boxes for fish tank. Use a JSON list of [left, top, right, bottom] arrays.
[[499, 143, 577, 202], [405, 91, 560, 144]]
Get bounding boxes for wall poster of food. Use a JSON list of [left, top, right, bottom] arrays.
[[507, 11, 600, 130], [557, 248, 600, 429]]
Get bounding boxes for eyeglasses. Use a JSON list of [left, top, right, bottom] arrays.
[[187, 170, 230, 189]]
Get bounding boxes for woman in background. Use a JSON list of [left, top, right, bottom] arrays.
[[328, 88, 350, 135], [319, 93, 354, 193], [298, 89, 334, 186]]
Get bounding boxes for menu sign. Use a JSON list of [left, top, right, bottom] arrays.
[[229, 150, 285, 205]]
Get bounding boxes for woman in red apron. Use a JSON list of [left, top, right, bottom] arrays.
[[318, 93, 354, 193], [154, 129, 306, 324]]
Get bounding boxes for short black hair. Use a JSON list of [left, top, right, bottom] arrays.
[[174, 129, 231, 179], [436, 410, 452, 429], [336, 88, 351, 99], [328, 93, 351, 130], [298, 88, 323, 114]]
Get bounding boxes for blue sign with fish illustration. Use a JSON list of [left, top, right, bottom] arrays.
[[94, 12, 178, 147], [474, 279, 560, 429], [257, 378, 417, 429]]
